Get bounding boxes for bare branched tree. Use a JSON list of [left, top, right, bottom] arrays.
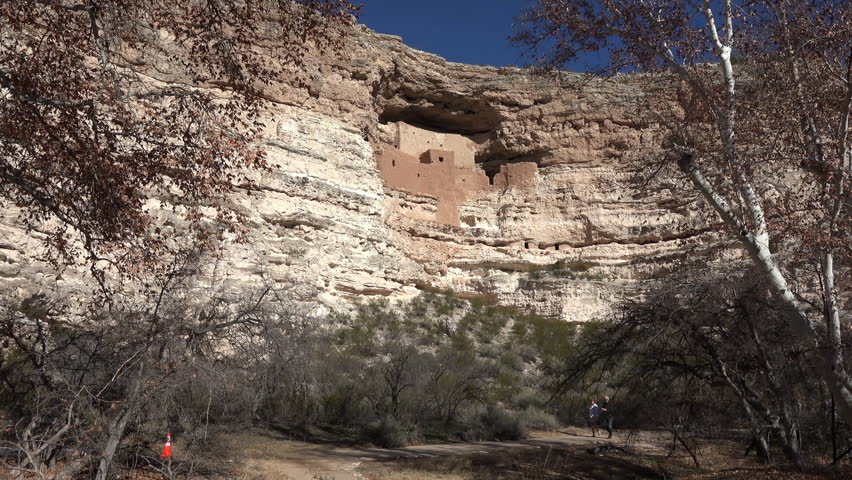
[[550, 269, 817, 466], [0, 253, 315, 479], [515, 0, 852, 426]]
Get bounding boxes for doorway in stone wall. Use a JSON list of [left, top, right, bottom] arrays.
[[486, 169, 498, 185], [478, 158, 505, 187]]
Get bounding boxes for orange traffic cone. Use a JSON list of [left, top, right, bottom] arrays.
[[160, 433, 172, 458]]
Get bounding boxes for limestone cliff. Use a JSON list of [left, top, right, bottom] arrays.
[[0, 25, 720, 322]]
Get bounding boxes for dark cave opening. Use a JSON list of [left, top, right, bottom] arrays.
[[475, 150, 548, 183]]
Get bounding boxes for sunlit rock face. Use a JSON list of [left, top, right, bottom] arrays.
[[1, 26, 719, 322]]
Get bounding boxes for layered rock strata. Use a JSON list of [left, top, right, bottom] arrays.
[[0, 26, 718, 322]]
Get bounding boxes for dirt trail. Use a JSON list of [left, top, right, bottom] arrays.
[[236, 429, 661, 480]]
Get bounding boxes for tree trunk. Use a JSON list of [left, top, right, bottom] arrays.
[[94, 367, 145, 480], [744, 316, 804, 467], [94, 406, 134, 480], [743, 239, 852, 428], [781, 423, 803, 468], [679, 155, 852, 428], [756, 436, 771, 462], [704, 340, 772, 464], [745, 435, 772, 462]]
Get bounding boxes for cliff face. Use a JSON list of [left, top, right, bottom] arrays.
[[0, 25, 717, 322]]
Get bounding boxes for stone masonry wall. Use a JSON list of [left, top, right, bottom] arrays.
[[492, 162, 538, 190], [376, 146, 464, 225], [397, 122, 479, 168], [376, 121, 542, 227]]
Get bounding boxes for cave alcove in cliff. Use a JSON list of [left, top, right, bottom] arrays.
[[476, 149, 548, 181], [378, 89, 501, 135]]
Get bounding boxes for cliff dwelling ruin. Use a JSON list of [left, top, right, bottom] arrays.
[[376, 122, 539, 226]]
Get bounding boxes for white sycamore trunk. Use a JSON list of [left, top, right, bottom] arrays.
[[666, 1, 852, 428], [678, 155, 852, 426]]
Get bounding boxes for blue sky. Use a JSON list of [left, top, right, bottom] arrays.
[[359, 0, 529, 67]]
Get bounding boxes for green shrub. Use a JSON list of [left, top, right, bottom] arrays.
[[500, 350, 527, 372], [360, 417, 416, 448], [511, 388, 541, 410], [518, 406, 560, 431], [458, 306, 510, 343], [481, 406, 527, 441], [320, 384, 365, 425]]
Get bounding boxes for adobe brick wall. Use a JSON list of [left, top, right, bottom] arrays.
[[376, 124, 539, 226], [377, 146, 460, 225], [456, 169, 490, 192], [491, 162, 539, 190], [397, 122, 477, 168]]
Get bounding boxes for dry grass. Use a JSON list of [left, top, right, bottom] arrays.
[[3, 428, 851, 480], [361, 446, 663, 480], [361, 434, 852, 480], [639, 440, 852, 480]]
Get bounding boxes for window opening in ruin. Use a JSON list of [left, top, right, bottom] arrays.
[[524, 242, 530, 249], [392, 160, 396, 167], [439, 156, 444, 162], [555, 244, 560, 251], [484, 168, 499, 186], [417, 173, 420, 177]]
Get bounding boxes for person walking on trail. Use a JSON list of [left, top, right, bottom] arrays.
[[600, 395, 614, 439], [588, 399, 601, 437]]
